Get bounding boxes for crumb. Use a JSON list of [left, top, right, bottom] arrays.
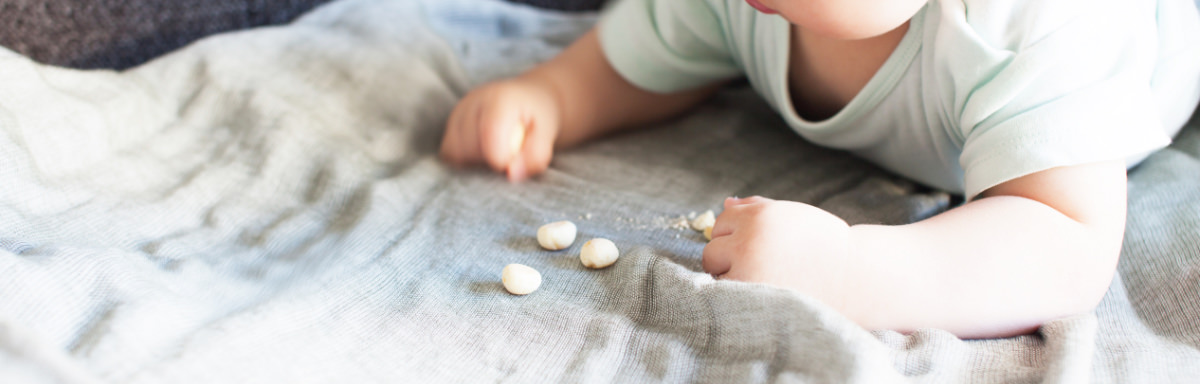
[[670, 216, 690, 231], [690, 210, 715, 232]]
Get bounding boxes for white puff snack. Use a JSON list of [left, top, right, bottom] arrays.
[[537, 221, 577, 251], [580, 238, 619, 269], [704, 225, 713, 241], [501, 263, 541, 295], [691, 210, 715, 232]]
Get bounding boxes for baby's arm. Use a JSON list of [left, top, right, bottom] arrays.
[[704, 160, 1128, 338], [440, 29, 724, 180]]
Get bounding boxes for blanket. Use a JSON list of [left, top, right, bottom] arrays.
[[2, 0, 1198, 382]]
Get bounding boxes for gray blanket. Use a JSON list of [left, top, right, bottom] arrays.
[[2, 0, 1198, 382]]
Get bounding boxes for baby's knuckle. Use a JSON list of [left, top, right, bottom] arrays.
[[746, 205, 780, 225]]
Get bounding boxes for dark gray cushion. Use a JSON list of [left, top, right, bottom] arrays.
[[0, 0, 605, 69]]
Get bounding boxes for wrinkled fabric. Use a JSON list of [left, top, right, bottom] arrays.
[[1, 0, 1198, 382]]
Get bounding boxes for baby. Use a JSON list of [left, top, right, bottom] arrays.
[[440, 0, 1200, 338]]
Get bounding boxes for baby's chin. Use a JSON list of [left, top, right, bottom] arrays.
[[777, 1, 923, 41]]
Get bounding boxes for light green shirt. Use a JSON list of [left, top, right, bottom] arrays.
[[599, 0, 1200, 198]]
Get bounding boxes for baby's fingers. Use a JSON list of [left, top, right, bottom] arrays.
[[710, 196, 767, 238], [478, 99, 527, 174], [507, 118, 557, 181], [440, 97, 485, 166], [701, 235, 737, 277], [723, 195, 771, 210]]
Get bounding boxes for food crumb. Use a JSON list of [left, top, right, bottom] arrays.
[[669, 216, 690, 230]]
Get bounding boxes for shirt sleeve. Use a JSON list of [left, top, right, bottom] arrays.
[[945, 0, 1171, 199], [597, 0, 742, 94]]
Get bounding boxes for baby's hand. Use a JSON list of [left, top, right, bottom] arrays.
[[440, 77, 562, 181], [702, 196, 860, 314]]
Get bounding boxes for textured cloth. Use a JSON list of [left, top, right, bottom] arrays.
[[599, 0, 1200, 198], [1, 0, 1199, 382]]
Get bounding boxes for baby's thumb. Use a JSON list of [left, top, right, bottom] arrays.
[[507, 119, 556, 182], [479, 107, 526, 174]]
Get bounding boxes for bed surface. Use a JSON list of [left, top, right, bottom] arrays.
[[2, 0, 1199, 382]]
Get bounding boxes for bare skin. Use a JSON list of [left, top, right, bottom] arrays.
[[439, 30, 723, 181], [789, 21, 909, 120], [439, 1, 1127, 339]]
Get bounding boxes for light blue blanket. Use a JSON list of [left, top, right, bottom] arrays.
[[2, 0, 1198, 382]]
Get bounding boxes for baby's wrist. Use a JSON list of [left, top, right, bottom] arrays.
[[836, 224, 888, 330]]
